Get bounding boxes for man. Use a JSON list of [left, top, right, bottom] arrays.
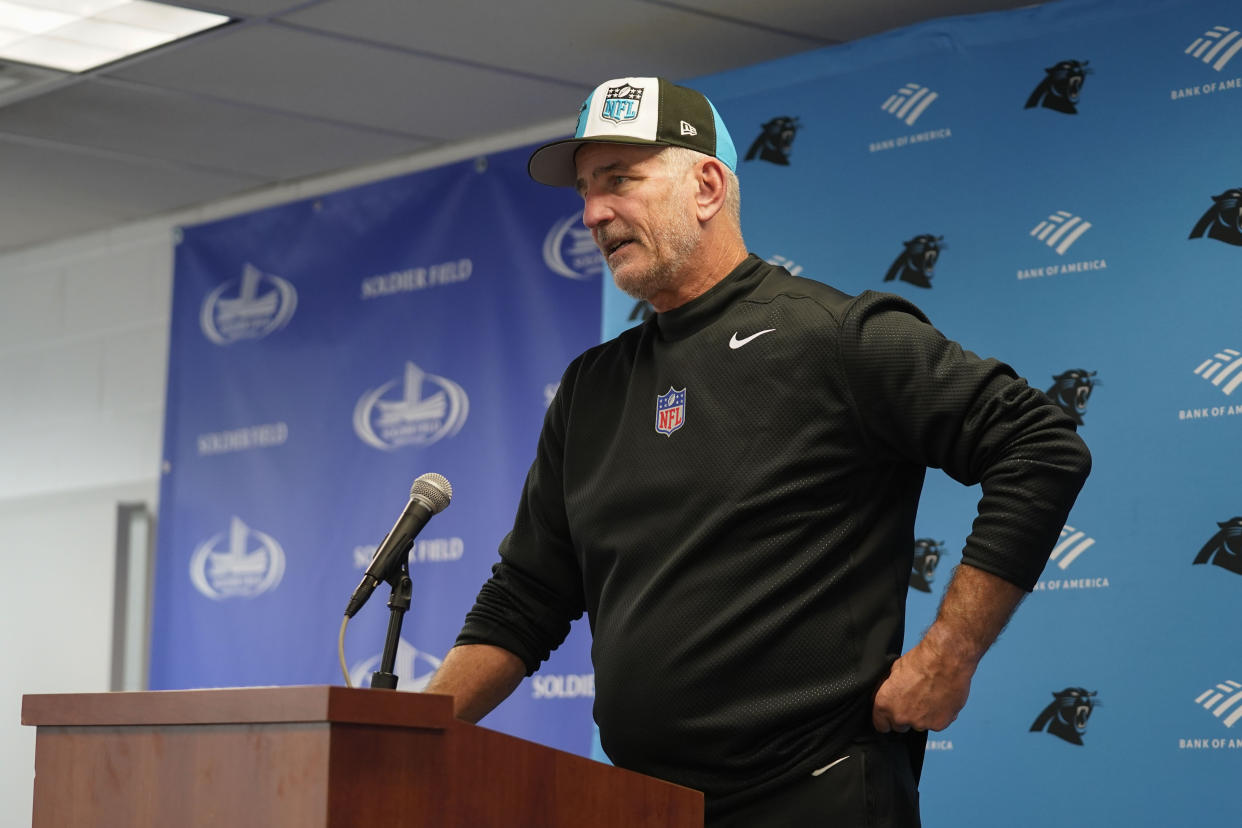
[[426, 77, 1091, 826]]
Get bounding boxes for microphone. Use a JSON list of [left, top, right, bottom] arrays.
[[344, 473, 452, 618]]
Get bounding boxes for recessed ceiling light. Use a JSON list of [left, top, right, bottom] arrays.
[[0, 0, 229, 73]]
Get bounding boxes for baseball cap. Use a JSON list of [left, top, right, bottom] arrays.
[[528, 76, 738, 188]]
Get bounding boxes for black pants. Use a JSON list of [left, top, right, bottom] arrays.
[[707, 733, 923, 828]]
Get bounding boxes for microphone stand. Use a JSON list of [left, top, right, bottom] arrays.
[[370, 542, 414, 690]]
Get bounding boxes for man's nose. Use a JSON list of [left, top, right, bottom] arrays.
[[581, 194, 613, 230]]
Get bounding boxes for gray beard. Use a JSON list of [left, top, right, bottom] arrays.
[[612, 214, 699, 304]]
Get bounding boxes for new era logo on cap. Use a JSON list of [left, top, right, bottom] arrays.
[[528, 76, 738, 187]]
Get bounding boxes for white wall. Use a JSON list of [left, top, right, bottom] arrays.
[[0, 225, 173, 501], [1, 481, 155, 826], [0, 118, 564, 824], [0, 221, 172, 826]]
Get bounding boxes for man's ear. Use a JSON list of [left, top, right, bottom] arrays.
[[693, 157, 729, 222]]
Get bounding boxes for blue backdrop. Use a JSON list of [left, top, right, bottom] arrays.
[[153, 145, 602, 753], [155, 0, 1240, 823]]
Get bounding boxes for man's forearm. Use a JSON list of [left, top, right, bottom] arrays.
[[925, 562, 1027, 669], [873, 563, 1027, 732], [424, 643, 527, 723]]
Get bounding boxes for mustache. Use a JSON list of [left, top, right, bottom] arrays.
[[594, 226, 633, 250]]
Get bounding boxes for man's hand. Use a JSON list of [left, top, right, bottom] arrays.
[[872, 564, 1027, 733], [872, 634, 973, 733]]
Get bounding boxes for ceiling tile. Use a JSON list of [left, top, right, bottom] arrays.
[[284, 0, 829, 82], [0, 136, 260, 253], [189, 0, 310, 17], [106, 24, 581, 139], [664, 0, 1039, 41], [0, 79, 430, 179]]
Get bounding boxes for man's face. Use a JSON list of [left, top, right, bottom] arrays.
[[573, 143, 700, 303]]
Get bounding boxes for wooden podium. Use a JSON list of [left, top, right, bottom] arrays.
[[21, 686, 703, 827]]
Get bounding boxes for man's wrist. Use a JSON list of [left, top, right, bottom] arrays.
[[919, 618, 986, 672]]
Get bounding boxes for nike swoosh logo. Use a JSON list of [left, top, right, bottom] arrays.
[[729, 329, 775, 349], [811, 755, 851, 777]]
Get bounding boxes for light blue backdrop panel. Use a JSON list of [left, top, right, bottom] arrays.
[[153, 146, 603, 755], [602, 0, 1240, 822]]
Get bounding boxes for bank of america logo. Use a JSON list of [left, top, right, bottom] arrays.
[[1186, 27, 1242, 72], [1050, 525, 1095, 570], [200, 263, 297, 345], [1194, 348, 1242, 395], [1196, 680, 1242, 727], [1030, 211, 1092, 255], [767, 253, 803, 276], [881, 84, 939, 125]]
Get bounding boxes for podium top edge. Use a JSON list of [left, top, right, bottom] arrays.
[[21, 685, 455, 730]]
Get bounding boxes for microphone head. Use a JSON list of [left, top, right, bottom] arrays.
[[410, 472, 452, 514]]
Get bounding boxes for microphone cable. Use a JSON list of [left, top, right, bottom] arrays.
[[339, 615, 353, 687]]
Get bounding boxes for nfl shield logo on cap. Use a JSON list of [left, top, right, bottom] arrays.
[[655, 387, 686, 436], [601, 84, 643, 124]]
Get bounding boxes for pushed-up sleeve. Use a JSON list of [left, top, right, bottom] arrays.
[[454, 368, 586, 675], [838, 292, 1092, 590]]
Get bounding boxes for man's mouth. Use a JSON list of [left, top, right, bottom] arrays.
[[605, 239, 634, 257]]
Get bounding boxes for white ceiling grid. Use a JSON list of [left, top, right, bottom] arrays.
[[0, 0, 1036, 253]]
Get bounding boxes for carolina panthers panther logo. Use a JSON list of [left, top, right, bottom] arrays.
[[744, 116, 800, 166], [1193, 517, 1242, 576], [1030, 687, 1098, 745], [883, 235, 945, 288], [1025, 60, 1091, 114], [1188, 189, 1242, 247], [1045, 369, 1100, 425], [910, 538, 944, 593]]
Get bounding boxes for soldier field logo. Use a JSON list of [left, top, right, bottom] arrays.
[[1025, 60, 1091, 114], [200, 263, 297, 345], [349, 638, 442, 691], [353, 361, 469, 451], [1030, 687, 1100, 745], [543, 212, 604, 280], [883, 235, 945, 288], [189, 516, 286, 600]]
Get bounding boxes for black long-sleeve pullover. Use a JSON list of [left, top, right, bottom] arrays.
[[457, 254, 1091, 813]]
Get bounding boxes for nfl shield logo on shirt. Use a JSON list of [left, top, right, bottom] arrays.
[[655, 387, 686, 436]]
